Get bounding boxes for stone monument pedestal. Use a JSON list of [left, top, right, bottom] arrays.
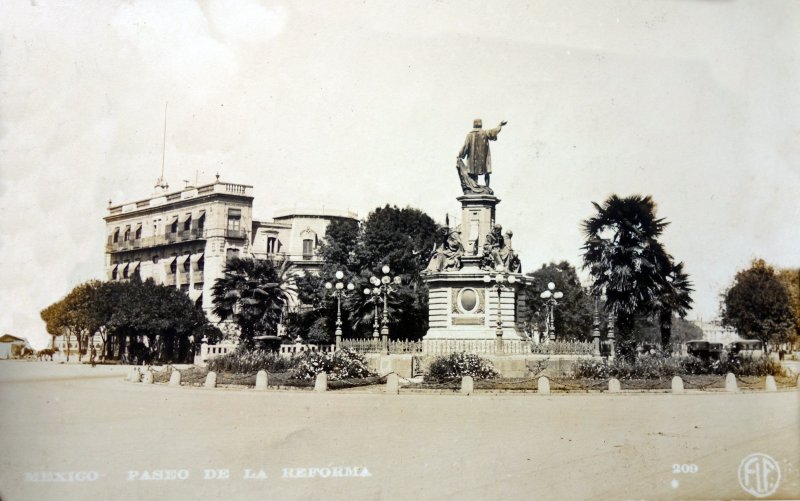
[[422, 268, 529, 354], [457, 194, 499, 257]]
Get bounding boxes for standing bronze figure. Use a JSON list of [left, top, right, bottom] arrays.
[[457, 119, 507, 187]]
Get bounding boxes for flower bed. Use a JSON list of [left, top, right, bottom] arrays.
[[426, 352, 499, 382], [291, 348, 375, 381], [571, 355, 785, 379]]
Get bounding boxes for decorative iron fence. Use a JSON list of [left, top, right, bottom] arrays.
[[530, 341, 594, 355], [423, 339, 530, 355], [340, 339, 424, 354]]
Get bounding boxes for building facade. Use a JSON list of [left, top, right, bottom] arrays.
[[692, 318, 739, 345], [104, 179, 358, 318]]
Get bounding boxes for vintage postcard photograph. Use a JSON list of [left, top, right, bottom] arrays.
[[1, 1, 798, 499]]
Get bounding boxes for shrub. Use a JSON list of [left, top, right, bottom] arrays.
[[570, 358, 610, 379], [571, 355, 785, 379], [207, 349, 299, 374], [290, 348, 375, 381], [710, 356, 784, 377], [427, 352, 499, 382]]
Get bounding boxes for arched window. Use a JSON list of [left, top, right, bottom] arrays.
[[300, 228, 317, 260]]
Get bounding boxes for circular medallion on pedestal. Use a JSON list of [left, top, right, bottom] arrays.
[[456, 287, 480, 314]]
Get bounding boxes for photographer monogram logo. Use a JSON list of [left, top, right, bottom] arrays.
[[737, 453, 781, 498]]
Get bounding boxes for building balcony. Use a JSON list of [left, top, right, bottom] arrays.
[[224, 229, 247, 239], [258, 252, 324, 264], [178, 271, 191, 285], [192, 270, 204, 283], [164, 274, 176, 286], [106, 229, 206, 253]]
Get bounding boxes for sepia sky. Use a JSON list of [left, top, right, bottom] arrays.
[[1, 0, 798, 347]]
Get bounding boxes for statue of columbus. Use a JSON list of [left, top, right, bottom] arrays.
[[457, 119, 507, 187]]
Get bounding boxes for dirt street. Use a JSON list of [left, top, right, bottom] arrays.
[[1, 361, 797, 500]]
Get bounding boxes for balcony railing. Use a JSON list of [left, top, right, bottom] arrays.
[[193, 270, 204, 283], [224, 229, 247, 239], [106, 228, 206, 253], [266, 252, 323, 263]]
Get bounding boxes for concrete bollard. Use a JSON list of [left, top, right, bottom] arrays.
[[765, 375, 777, 392], [608, 378, 621, 393], [537, 376, 551, 395], [205, 371, 217, 388], [168, 370, 181, 387], [255, 370, 268, 390], [314, 372, 328, 392], [460, 375, 474, 396], [142, 370, 154, 384], [725, 373, 738, 392], [671, 376, 684, 394], [385, 373, 399, 395]]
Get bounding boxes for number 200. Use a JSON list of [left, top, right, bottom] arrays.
[[672, 464, 699, 474]]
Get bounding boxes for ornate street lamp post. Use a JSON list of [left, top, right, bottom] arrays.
[[539, 282, 563, 343], [369, 265, 402, 355], [362, 285, 382, 341], [592, 297, 602, 358], [483, 272, 517, 353], [325, 270, 354, 349]]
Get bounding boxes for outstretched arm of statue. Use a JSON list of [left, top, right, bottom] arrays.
[[486, 122, 506, 140]]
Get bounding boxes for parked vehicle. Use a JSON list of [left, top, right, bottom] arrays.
[[728, 339, 764, 358], [685, 340, 724, 360]]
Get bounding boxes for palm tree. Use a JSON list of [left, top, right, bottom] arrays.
[[581, 195, 671, 346], [211, 257, 297, 348], [654, 260, 694, 351]]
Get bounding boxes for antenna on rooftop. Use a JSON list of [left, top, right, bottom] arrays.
[[154, 102, 169, 193]]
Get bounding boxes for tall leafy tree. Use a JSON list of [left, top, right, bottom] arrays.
[[40, 300, 67, 358], [524, 261, 593, 341], [581, 195, 677, 354], [295, 205, 440, 341], [42, 278, 211, 363], [317, 218, 360, 270], [211, 257, 297, 348], [356, 205, 440, 278], [721, 259, 796, 351], [776, 268, 800, 341]]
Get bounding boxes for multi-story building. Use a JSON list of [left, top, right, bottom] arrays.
[[692, 318, 739, 345], [104, 177, 358, 318]]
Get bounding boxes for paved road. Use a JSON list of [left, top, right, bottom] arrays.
[[1, 361, 798, 500]]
